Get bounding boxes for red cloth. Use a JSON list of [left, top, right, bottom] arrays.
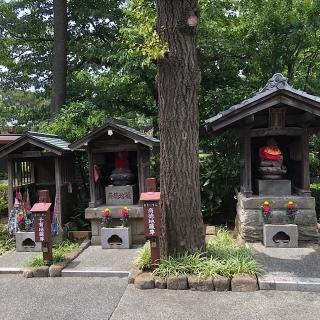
[[115, 159, 128, 169], [94, 165, 100, 183], [259, 146, 281, 161]]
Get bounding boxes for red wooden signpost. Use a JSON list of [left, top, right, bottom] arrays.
[[140, 178, 161, 270], [31, 190, 53, 264]]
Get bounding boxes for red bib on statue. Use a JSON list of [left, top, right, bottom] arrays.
[[259, 146, 281, 161]]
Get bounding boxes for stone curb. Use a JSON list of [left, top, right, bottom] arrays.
[[133, 272, 259, 292], [134, 272, 155, 289], [23, 239, 91, 278], [231, 273, 258, 292], [128, 267, 143, 284], [188, 275, 214, 291]]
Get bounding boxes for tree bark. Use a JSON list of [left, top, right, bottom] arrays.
[[50, 0, 68, 116], [156, 0, 205, 255]]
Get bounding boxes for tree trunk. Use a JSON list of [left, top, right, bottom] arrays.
[[50, 0, 68, 116], [156, 0, 205, 255]]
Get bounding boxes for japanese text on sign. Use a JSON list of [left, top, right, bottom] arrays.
[[107, 192, 132, 200], [38, 216, 45, 242], [148, 207, 156, 236]]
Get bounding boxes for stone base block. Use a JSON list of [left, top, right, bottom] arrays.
[[87, 205, 145, 245], [105, 185, 135, 205], [263, 224, 298, 248], [101, 227, 132, 249], [257, 179, 291, 196], [15, 231, 42, 252], [236, 193, 319, 242]]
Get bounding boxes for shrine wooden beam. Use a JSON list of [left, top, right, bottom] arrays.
[[250, 127, 303, 137]]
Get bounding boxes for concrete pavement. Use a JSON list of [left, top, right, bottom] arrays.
[[0, 277, 127, 320], [251, 243, 320, 291], [61, 246, 139, 277], [111, 285, 320, 320], [1, 276, 320, 320]]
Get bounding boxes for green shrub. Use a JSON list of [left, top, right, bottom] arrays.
[[0, 223, 14, 256], [24, 239, 80, 267], [153, 228, 261, 279], [311, 183, 320, 221], [154, 252, 205, 278], [134, 241, 152, 270], [0, 183, 8, 210]]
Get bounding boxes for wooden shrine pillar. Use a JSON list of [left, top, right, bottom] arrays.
[[300, 129, 311, 196], [7, 158, 14, 212], [239, 129, 252, 197], [88, 146, 97, 208], [54, 157, 63, 226], [138, 147, 151, 195]]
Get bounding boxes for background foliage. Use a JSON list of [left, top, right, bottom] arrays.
[[1, 0, 320, 222]]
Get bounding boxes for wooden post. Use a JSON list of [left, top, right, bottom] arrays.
[[300, 129, 311, 196], [239, 129, 252, 197], [7, 159, 14, 213], [140, 178, 161, 270], [54, 157, 63, 226], [138, 147, 151, 195], [88, 146, 97, 208], [32, 202, 53, 264]]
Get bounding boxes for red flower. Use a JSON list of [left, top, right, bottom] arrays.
[[263, 206, 270, 213], [121, 209, 128, 217]]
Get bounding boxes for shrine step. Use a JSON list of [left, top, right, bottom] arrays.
[[258, 275, 320, 292], [61, 269, 129, 278]]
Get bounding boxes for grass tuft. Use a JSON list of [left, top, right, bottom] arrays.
[[24, 239, 80, 267], [134, 241, 152, 270], [0, 224, 14, 256], [150, 227, 262, 279]]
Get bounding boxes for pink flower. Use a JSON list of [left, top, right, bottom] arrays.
[[121, 209, 128, 217], [263, 206, 270, 213]]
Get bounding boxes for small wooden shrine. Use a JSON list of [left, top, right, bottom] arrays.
[[0, 132, 75, 227], [206, 73, 320, 242], [70, 118, 160, 244]]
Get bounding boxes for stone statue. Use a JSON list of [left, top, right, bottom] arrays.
[[258, 138, 287, 179], [110, 152, 134, 186]]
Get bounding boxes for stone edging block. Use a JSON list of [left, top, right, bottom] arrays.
[[134, 273, 155, 289], [231, 273, 258, 292], [133, 272, 258, 292], [128, 267, 143, 284], [188, 275, 214, 291], [167, 275, 188, 290], [23, 239, 91, 278]]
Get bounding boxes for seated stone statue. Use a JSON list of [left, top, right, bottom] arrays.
[[258, 138, 287, 180], [110, 152, 134, 186]]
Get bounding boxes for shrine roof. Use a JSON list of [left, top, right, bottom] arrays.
[[205, 73, 320, 133], [69, 118, 160, 150], [0, 131, 71, 157]]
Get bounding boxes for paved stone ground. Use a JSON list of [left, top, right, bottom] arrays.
[[251, 242, 320, 277], [0, 277, 127, 320], [250, 242, 320, 291], [110, 285, 320, 320], [62, 245, 139, 277], [0, 251, 38, 270], [1, 277, 320, 320]]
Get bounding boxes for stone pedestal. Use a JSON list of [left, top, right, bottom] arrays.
[[15, 231, 42, 252], [263, 224, 298, 248], [235, 193, 318, 242], [257, 179, 291, 196], [86, 205, 145, 245], [101, 226, 132, 249], [105, 185, 135, 205]]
